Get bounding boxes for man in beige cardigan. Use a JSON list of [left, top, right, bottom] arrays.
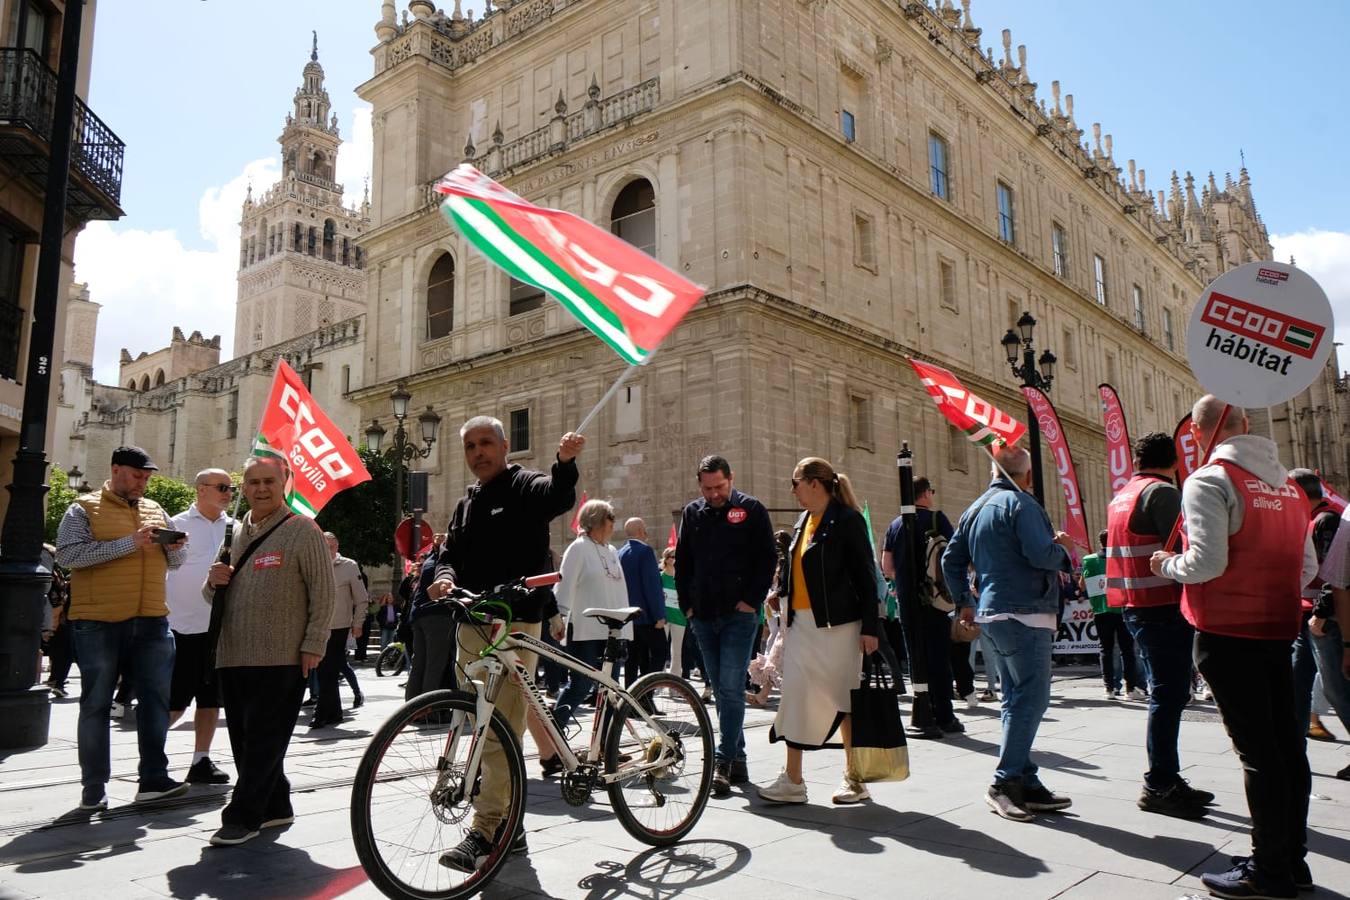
[[204, 455, 333, 846]]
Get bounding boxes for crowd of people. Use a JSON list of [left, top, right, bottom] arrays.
[[35, 388, 1350, 898]]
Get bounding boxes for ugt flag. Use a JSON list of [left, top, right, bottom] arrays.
[[436, 165, 704, 365], [1098, 383, 1133, 496], [1023, 386, 1090, 552], [908, 359, 1027, 447], [255, 360, 370, 517]]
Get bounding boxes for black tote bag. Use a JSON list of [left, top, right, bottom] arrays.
[[848, 653, 910, 782]]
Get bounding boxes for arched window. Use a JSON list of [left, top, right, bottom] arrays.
[[426, 253, 455, 340], [127, 379, 136, 390], [307, 227, 316, 256], [610, 178, 656, 256], [508, 277, 545, 316], [293, 223, 303, 251], [355, 247, 364, 269], [341, 237, 349, 266], [154, 369, 165, 387], [140, 375, 150, 391], [322, 219, 336, 261]]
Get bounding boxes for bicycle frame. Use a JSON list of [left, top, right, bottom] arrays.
[[452, 619, 681, 788]]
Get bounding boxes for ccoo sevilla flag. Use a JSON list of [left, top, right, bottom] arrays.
[[255, 360, 371, 517], [908, 359, 1027, 447], [436, 165, 704, 365]]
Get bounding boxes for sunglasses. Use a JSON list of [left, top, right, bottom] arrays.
[[790, 477, 812, 489], [200, 483, 235, 494]]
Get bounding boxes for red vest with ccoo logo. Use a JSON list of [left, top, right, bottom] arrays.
[[1181, 460, 1309, 640], [1105, 474, 1182, 609]]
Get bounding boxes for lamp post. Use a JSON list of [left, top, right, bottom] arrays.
[[0, 0, 88, 750], [1000, 312, 1057, 504], [364, 383, 441, 569], [66, 467, 83, 491]]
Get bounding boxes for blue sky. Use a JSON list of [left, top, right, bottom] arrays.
[[75, 0, 1350, 382]]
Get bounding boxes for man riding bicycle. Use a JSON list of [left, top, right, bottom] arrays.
[[426, 415, 584, 871]]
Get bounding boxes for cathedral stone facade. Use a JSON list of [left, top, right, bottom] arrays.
[[234, 35, 370, 357], [351, 0, 1348, 546]]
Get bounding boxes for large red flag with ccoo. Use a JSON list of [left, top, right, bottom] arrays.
[[437, 165, 704, 366], [908, 358, 1027, 447], [255, 360, 371, 517]]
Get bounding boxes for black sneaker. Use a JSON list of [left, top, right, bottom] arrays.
[[79, 785, 108, 811], [1173, 778, 1215, 806], [440, 829, 494, 873], [1229, 856, 1312, 893], [1201, 858, 1296, 899], [209, 824, 259, 847], [985, 782, 1032, 821], [1138, 783, 1207, 820], [1022, 783, 1072, 812], [939, 718, 965, 734], [492, 820, 527, 854], [539, 754, 564, 778], [186, 757, 231, 785], [711, 761, 731, 798], [728, 758, 749, 785], [352, 692, 365, 710], [134, 778, 189, 803]]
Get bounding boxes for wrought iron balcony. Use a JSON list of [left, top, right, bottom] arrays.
[[0, 47, 125, 221]]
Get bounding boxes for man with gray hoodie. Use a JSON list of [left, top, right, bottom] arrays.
[[1150, 395, 1318, 900]]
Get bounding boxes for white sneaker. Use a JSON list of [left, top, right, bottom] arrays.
[[1127, 687, 1148, 701], [831, 776, 870, 805], [963, 692, 979, 709], [757, 771, 808, 804]]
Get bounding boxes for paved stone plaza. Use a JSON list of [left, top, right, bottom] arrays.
[[2, 668, 1347, 900]]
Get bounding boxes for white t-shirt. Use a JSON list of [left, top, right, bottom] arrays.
[[975, 611, 1058, 631], [165, 504, 232, 634], [556, 536, 633, 642]]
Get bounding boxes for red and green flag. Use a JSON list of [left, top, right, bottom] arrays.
[[435, 165, 704, 365], [255, 360, 370, 517], [908, 358, 1027, 447]]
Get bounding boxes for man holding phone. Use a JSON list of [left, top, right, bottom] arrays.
[[56, 446, 189, 812]]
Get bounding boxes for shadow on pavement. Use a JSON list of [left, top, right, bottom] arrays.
[[164, 845, 366, 899], [578, 840, 750, 899]]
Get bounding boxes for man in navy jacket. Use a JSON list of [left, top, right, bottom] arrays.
[[619, 518, 668, 684], [676, 455, 777, 797]]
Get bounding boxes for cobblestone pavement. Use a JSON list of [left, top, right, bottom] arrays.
[[2, 665, 1347, 899]]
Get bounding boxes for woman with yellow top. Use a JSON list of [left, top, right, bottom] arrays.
[[758, 457, 881, 806]]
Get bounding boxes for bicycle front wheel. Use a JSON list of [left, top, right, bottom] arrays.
[[351, 689, 527, 900], [604, 672, 714, 846]]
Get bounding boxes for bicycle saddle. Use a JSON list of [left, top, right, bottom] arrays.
[[581, 606, 642, 628]]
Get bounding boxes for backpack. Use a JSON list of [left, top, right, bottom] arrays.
[[918, 521, 955, 613]]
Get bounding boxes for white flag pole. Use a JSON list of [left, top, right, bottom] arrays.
[[575, 347, 660, 434]]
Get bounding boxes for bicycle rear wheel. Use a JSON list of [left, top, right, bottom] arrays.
[[375, 644, 403, 678], [604, 672, 714, 846], [351, 690, 526, 899]]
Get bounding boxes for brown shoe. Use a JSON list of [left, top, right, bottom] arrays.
[[1309, 715, 1337, 742]]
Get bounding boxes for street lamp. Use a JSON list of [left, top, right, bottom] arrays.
[[364, 383, 442, 566], [1000, 312, 1057, 503], [66, 467, 83, 491]]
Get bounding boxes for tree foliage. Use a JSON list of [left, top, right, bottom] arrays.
[[144, 474, 195, 516], [315, 448, 400, 569], [44, 466, 79, 544], [43, 468, 197, 542]]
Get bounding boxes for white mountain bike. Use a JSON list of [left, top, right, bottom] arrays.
[[350, 573, 714, 899]]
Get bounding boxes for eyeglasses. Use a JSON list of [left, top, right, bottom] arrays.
[[200, 483, 235, 494]]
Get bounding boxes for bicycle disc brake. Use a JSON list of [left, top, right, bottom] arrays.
[[427, 766, 474, 826]]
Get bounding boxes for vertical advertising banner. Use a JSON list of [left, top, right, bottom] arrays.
[[1097, 384, 1132, 495], [1021, 386, 1090, 552]]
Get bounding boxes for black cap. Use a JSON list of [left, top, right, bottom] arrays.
[[110, 446, 159, 471]]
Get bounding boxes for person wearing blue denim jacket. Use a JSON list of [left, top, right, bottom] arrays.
[[941, 445, 1075, 822]]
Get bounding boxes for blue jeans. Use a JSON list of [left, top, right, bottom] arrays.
[[1309, 618, 1350, 730], [980, 618, 1052, 786], [70, 616, 176, 788], [552, 639, 620, 730], [1292, 616, 1319, 733], [380, 626, 397, 648], [690, 610, 759, 763], [1124, 604, 1195, 790]]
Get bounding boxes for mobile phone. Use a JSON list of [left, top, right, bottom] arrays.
[[152, 529, 188, 544]]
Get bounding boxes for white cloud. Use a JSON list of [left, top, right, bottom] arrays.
[[74, 103, 374, 385], [1270, 229, 1350, 375]]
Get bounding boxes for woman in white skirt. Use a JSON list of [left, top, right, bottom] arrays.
[[758, 457, 881, 805]]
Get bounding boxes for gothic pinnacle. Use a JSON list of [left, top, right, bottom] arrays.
[[311, 30, 318, 61]]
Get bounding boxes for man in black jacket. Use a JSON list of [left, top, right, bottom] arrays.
[[427, 415, 582, 871], [675, 455, 777, 797]]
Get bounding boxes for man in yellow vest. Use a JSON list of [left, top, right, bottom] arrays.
[[55, 446, 188, 812]]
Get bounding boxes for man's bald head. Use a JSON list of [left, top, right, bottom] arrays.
[[1192, 394, 1247, 442], [624, 517, 647, 540]]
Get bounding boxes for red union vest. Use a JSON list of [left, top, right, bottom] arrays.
[[1105, 474, 1182, 609], [1181, 460, 1309, 640]]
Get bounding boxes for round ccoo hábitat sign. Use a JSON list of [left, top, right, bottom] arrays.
[[1186, 261, 1334, 408]]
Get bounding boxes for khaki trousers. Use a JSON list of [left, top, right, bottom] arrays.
[[456, 620, 540, 839]]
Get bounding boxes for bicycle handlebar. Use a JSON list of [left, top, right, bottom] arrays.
[[443, 572, 562, 623]]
